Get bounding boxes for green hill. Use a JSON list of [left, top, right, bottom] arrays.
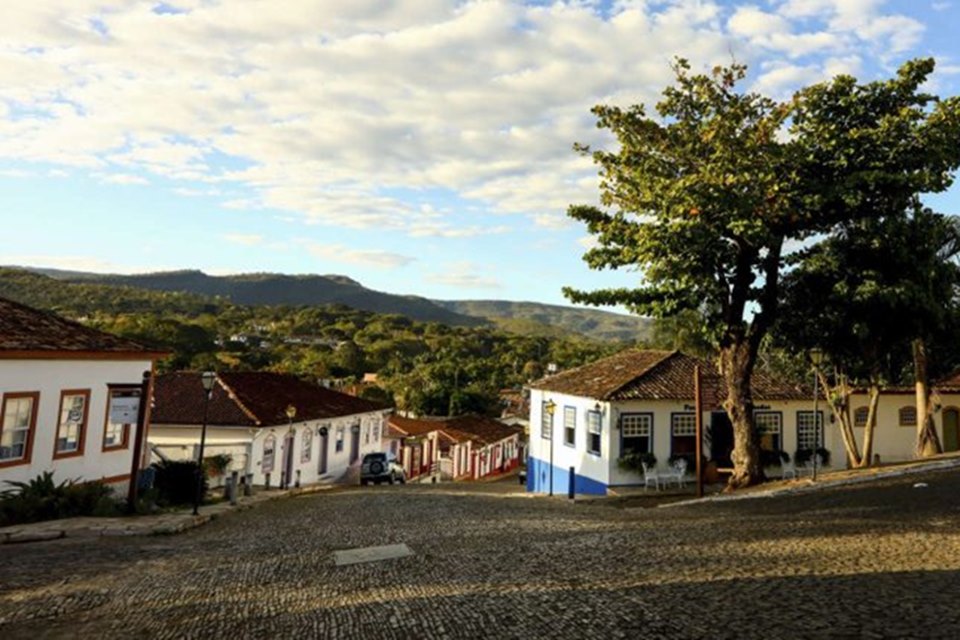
[[9, 267, 650, 342], [433, 299, 651, 343]]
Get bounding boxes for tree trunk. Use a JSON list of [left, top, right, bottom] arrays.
[[857, 384, 880, 468], [913, 338, 943, 457], [817, 369, 862, 467], [719, 342, 764, 490]]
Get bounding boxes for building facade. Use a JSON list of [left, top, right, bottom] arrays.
[[149, 372, 389, 487], [0, 297, 163, 494]]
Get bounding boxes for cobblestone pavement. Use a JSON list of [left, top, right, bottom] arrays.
[[3, 470, 960, 639]]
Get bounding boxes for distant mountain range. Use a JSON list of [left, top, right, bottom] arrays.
[[11, 267, 651, 342]]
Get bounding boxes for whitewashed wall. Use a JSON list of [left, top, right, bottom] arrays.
[[845, 391, 960, 462], [0, 358, 151, 489], [150, 410, 388, 486]]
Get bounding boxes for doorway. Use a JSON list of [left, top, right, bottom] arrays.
[[709, 411, 734, 467], [349, 425, 360, 463], [318, 428, 329, 475], [943, 408, 960, 452]]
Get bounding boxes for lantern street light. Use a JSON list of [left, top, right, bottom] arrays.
[[544, 399, 556, 496], [810, 348, 825, 482], [193, 371, 217, 516]]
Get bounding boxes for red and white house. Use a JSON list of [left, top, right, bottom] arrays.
[[0, 296, 165, 495], [387, 414, 523, 481], [385, 415, 444, 482], [149, 372, 389, 487]]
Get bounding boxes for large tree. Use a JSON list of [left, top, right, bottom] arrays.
[[565, 59, 960, 488]]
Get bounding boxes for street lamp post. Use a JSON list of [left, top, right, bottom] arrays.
[[810, 348, 824, 482], [284, 405, 296, 488], [193, 371, 217, 516], [544, 400, 556, 496]]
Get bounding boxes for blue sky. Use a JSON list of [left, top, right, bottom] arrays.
[[2, 0, 960, 306]]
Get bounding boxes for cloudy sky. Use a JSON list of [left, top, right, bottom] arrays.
[[2, 0, 959, 306]]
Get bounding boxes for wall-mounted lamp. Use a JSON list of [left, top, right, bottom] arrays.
[[544, 400, 556, 416]]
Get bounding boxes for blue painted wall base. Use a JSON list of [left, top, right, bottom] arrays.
[[526, 456, 607, 496]]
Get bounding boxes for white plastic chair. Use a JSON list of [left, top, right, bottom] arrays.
[[665, 458, 688, 488], [642, 461, 661, 491], [781, 458, 798, 479]]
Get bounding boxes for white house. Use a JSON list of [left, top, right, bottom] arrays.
[[0, 296, 164, 496], [526, 350, 822, 496], [149, 372, 390, 488]]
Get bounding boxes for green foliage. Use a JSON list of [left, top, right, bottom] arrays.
[[152, 460, 205, 506], [204, 454, 232, 477], [617, 452, 657, 473], [794, 448, 831, 467], [0, 267, 618, 417], [0, 472, 119, 526], [759, 449, 789, 468]]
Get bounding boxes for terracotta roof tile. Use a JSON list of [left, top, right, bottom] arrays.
[[530, 349, 810, 406], [387, 414, 522, 445], [0, 296, 159, 355], [152, 371, 388, 427]]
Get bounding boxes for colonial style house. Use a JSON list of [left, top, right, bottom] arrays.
[[385, 415, 444, 482], [442, 415, 523, 479], [387, 414, 523, 481], [528, 349, 960, 496], [0, 296, 164, 496], [149, 372, 389, 487], [526, 350, 814, 496]]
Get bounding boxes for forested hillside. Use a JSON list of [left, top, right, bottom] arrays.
[[0, 268, 619, 416]]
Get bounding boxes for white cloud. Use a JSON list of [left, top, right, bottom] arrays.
[[0, 0, 934, 239], [301, 242, 415, 269], [98, 173, 149, 185], [223, 233, 263, 246], [426, 262, 501, 290]]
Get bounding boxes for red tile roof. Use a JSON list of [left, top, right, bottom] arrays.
[[0, 296, 160, 356], [152, 371, 388, 427], [529, 350, 809, 405], [443, 415, 523, 445], [387, 414, 522, 446]]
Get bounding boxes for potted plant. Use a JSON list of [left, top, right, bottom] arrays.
[[617, 451, 657, 474]]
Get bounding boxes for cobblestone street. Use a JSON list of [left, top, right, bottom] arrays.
[[3, 470, 960, 639]]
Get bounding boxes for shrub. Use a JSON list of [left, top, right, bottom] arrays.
[[617, 452, 657, 473], [760, 449, 789, 468], [204, 453, 232, 478], [0, 472, 120, 526], [795, 447, 831, 466], [152, 459, 206, 506]]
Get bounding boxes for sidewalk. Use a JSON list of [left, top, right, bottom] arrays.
[[0, 482, 339, 544]]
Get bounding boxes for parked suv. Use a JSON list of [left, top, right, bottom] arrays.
[[360, 452, 406, 486]]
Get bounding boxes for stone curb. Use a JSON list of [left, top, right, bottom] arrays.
[[658, 457, 960, 508]]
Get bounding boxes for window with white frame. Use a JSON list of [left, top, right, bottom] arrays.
[[1, 394, 36, 462], [563, 407, 576, 447], [55, 391, 89, 455], [754, 411, 782, 452], [797, 411, 824, 451], [587, 411, 601, 455], [335, 425, 345, 452], [373, 420, 381, 441], [301, 427, 313, 463], [620, 413, 652, 455], [899, 406, 917, 427], [671, 413, 697, 460], [541, 401, 553, 440], [854, 406, 869, 427]]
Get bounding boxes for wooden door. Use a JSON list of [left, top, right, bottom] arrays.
[[943, 408, 960, 452], [318, 430, 329, 474]]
